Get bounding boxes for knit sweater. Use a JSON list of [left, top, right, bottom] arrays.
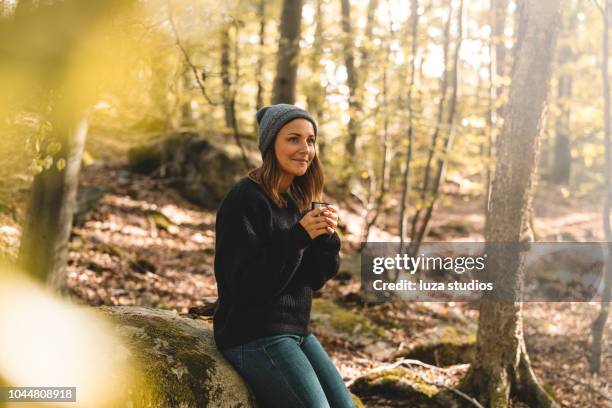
[[212, 176, 341, 350]]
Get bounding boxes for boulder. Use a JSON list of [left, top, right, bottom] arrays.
[[98, 306, 259, 407], [127, 132, 260, 209], [98, 306, 365, 408]]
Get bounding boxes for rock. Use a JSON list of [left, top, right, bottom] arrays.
[[311, 298, 392, 347], [97, 306, 365, 407], [350, 366, 439, 400], [349, 366, 462, 407], [395, 324, 476, 366], [98, 306, 259, 407], [127, 140, 164, 174], [127, 132, 260, 209]]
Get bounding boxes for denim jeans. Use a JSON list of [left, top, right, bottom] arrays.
[[219, 333, 355, 408]]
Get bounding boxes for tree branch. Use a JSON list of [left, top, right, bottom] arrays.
[[165, 0, 219, 106]]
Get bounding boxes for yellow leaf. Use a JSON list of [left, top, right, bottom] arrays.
[[56, 158, 66, 171]]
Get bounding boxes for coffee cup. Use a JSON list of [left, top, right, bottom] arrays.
[[311, 202, 330, 212]]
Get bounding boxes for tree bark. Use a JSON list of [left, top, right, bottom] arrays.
[[591, 0, 612, 374], [306, 0, 326, 159], [272, 0, 303, 104], [409, 0, 461, 254], [409, 0, 453, 244], [221, 21, 235, 130], [360, 11, 394, 249], [340, 0, 378, 188], [484, 0, 508, 234], [398, 0, 419, 247], [410, 0, 464, 256], [19, 111, 89, 292], [255, 0, 266, 110], [551, 13, 576, 185], [458, 1, 563, 406]]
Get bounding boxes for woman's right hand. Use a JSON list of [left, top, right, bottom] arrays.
[[298, 207, 335, 239]]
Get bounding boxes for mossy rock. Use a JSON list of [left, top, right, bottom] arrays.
[[396, 324, 476, 366], [311, 298, 388, 341], [350, 367, 440, 402], [97, 306, 258, 407], [128, 132, 261, 209], [127, 140, 164, 174]]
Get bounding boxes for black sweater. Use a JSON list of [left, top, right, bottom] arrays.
[[212, 176, 341, 350]]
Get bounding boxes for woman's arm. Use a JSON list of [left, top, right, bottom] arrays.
[[215, 195, 313, 307], [294, 232, 341, 291]]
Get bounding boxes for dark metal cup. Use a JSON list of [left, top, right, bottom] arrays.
[[311, 201, 330, 211]]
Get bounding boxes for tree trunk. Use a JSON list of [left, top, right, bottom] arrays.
[[359, 15, 393, 249], [272, 0, 303, 104], [409, 0, 462, 255], [221, 21, 235, 130], [306, 0, 326, 160], [19, 112, 89, 292], [340, 0, 378, 188], [551, 16, 575, 185], [220, 19, 249, 170], [410, 0, 463, 256], [409, 0, 453, 244], [591, 0, 612, 374], [458, 1, 563, 407], [484, 0, 508, 234], [255, 0, 266, 110], [179, 62, 195, 127], [398, 0, 419, 247]]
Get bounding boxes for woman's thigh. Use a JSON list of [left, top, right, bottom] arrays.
[[300, 334, 355, 408], [220, 334, 330, 408]]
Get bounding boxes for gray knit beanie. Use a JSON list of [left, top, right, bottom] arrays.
[[256, 104, 318, 156]]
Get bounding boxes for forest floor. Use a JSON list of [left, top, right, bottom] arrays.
[[1, 151, 610, 407], [43, 157, 609, 408]]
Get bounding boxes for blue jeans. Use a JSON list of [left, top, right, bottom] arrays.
[[219, 333, 355, 408]]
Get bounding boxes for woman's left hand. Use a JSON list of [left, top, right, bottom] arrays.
[[321, 206, 339, 234]]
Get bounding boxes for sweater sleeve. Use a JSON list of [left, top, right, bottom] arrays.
[[295, 232, 341, 291], [215, 194, 313, 307]]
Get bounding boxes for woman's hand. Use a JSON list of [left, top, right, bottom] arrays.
[[299, 206, 339, 239]]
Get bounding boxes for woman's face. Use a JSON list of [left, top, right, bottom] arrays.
[[274, 118, 316, 179]]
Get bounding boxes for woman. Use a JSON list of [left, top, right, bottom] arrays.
[[213, 103, 355, 408]]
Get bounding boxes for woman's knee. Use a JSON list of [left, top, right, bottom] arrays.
[[301, 334, 356, 408], [238, 335, 331, 407]]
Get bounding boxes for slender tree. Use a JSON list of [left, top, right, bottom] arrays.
[[339, 0, 378, 189], [459, 1, 564, 406], [272, 0, 304, 104], [221, 19, 235, 130], [591, 0, 612, 374], [360, 3, 394, 249], [409, 0, 464, 256], [484, 0, 508, 233], [255, 0, 266, 110], [19, 109, 89, 291], [306, 0, 327, 159], [551, 7, 577, 185], [398, 0, 419, 247], [409, 0, 453, 245]]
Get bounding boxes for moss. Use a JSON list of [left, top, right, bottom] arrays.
[[397, 324, 476, 366], [352, 367, 439, 401], [311, 298, 387, 339], [145, 209, 175, 231], [351, 393, 365, 408], [105, 311, 218, 407], [542, 381, 557, 399]]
